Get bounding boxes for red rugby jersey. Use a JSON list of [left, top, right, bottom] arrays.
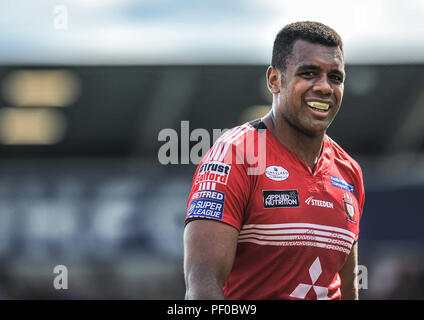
[[185, 119, 365, 300]]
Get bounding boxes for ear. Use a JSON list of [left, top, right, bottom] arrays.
[[266, 66, 281, 94]]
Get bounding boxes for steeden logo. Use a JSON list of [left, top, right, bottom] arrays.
[[305, 196, 334, 209]]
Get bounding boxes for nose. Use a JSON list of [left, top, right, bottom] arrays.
[[312, 75, 333, 96]]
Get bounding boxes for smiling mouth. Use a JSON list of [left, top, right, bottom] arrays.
[[306, 101, 330, 112]]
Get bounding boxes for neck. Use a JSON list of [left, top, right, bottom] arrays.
[[262, 112, 325, 171]]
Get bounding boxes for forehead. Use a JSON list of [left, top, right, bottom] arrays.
[[288, 39, 344, 71]]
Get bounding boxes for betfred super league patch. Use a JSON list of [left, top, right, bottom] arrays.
[[187, 190, 225, 220]]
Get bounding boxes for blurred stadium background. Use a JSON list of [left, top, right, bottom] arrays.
[[0, 0, 423, 299]]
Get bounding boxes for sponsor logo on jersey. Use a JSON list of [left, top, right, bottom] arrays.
[[290, 257, 330, 300], [191, 190, 225, 201], [305, 196, 334, 209], [265, 165, 289, 181], [263, 190, 299, 208], [343, 192, 357, 224], [330, 175, 355, 195], [187, 190, 225, 220], [195, 161, 231, 185]]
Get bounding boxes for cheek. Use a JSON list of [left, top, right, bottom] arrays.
[[280, 80, 307, 112], [336, 85, 344, 103], [332, 89, 344, 116], [284, 82, 303, 103]]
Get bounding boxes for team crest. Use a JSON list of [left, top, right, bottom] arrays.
[[342, 193, 357, 224]]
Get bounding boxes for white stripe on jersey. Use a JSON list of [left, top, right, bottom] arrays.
[[241, 223, 356, 240], [239, 228, 354, 245], [238, 234, 352, 249], [237, 238, 351, 254], [207, 124, 250, 161], [207, 126, 241, 161], [217, 126, 253, 161], [238, 223, 355, 254]]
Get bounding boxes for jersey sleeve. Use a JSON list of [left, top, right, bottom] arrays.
[[184, 132, 251, 231]]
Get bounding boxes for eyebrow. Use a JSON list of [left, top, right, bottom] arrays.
[[297, 64, 345, 79]]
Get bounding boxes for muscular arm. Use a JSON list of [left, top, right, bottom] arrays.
[[339, 241, 359, 300], [184, 220, 239, 300]]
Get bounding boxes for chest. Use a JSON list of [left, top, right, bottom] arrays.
[[245, 163, 360, 244]]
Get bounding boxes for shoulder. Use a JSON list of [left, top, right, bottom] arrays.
[[205, 121, 258, 164], [326, 135, 362, 174], [326, 135, 364, 195], [326, 136, 365, 210]]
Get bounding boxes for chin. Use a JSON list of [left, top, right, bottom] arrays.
[[284, 115, 329, 138], [297, 121, 329, 137], [291, 124, 325, 138], [303, 129, 326, 138]]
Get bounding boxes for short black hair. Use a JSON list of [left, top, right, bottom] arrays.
[[271, 21, 343, 73]]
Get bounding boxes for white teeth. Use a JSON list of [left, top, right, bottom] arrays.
[[307, 101, 330, 110]]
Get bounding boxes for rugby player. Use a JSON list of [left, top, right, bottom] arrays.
[[184, 21, 365, 300]]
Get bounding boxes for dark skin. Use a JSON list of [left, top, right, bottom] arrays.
[[184, 39, 358, 300], [184, 220, 238, 299], [263, 39, 345, 171]]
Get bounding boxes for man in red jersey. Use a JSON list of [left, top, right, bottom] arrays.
[[184, 21, 365, 300]]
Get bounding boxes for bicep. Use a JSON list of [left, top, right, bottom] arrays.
[[184, 219, 239, 299], [339, 241, 358, 300]]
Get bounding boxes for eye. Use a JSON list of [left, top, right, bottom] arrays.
[[329, 74, 343, 84], [300, 71, 316, 78]]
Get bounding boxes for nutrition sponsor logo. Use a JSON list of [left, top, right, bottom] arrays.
[[263, 190, 299, 208], [187, 190, 225, 220], [265, 165, 289, 181], [305, 196, 334, 209], [194, 161, 231, 185]]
